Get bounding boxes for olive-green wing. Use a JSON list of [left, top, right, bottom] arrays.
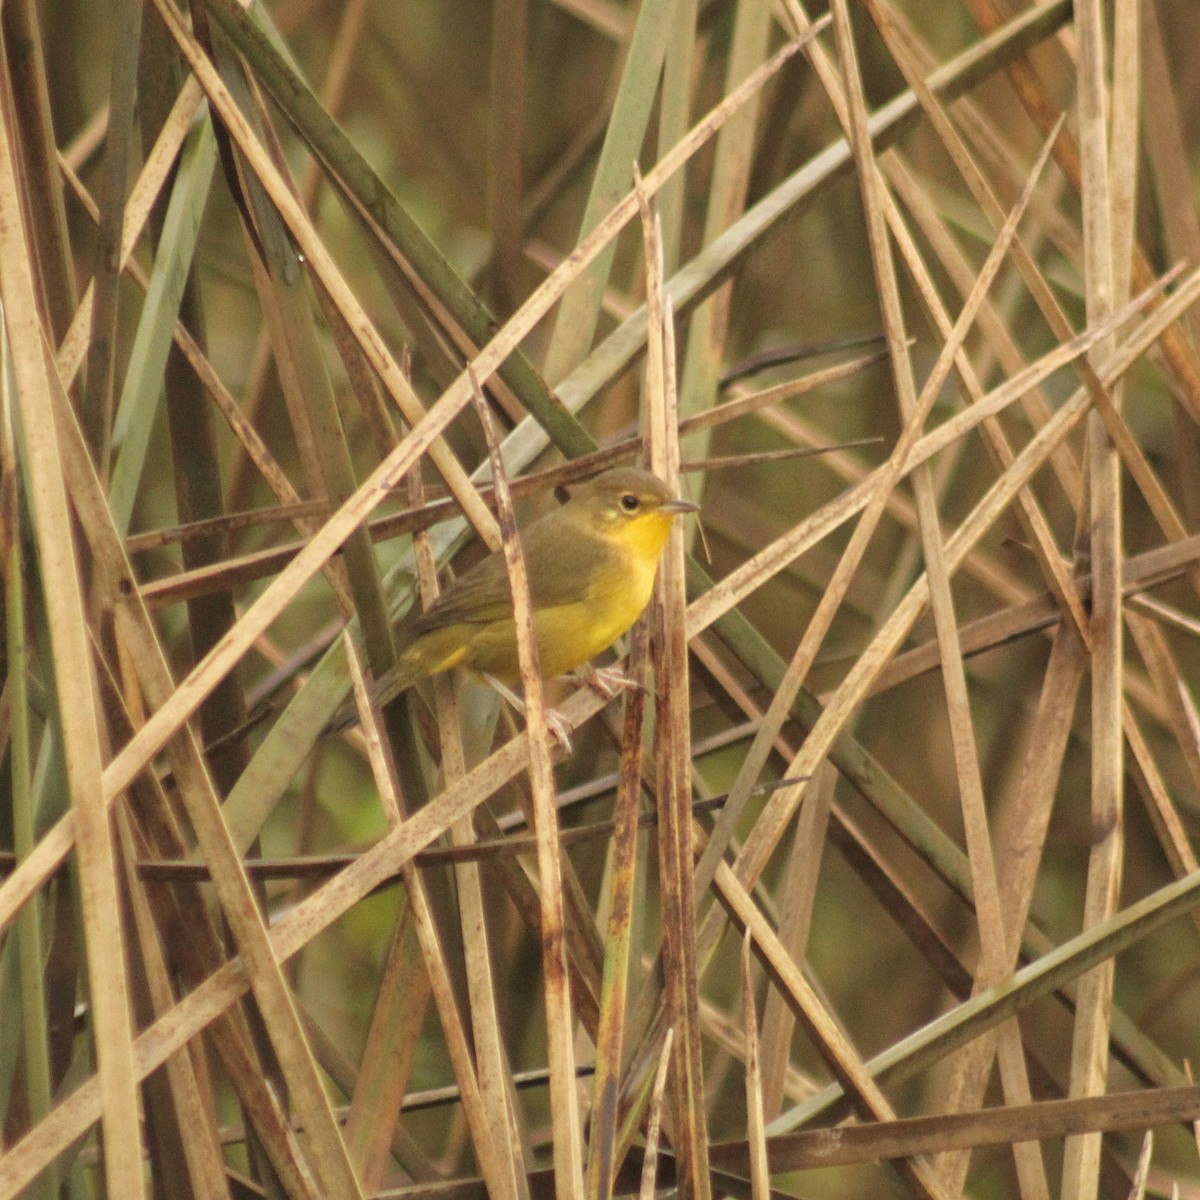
[[411, 518, 610, 634], [409, 550, 514, 634], [524, 519, 612, 608]]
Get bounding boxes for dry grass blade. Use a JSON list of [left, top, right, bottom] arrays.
[[1128, 1132, 1153, 1200], [844, 2, 1057, 1190], [56, 78, 204, 388], [639, 170, 710, 1200], [40, 343, 358, 1197], [865, 2, 1200, 605], [3, 0, 77, 345], [540, 0, 677, 385], [81, 0, 142, 471], [0, 88, 144, 1200], [1, 312, 350, 1200], [741, 933, 769, 1200], [149, 0, 498, 544], [675, 0, 774, 483], [2, 335, 55, 1200], [61, 154, 311, 526], [586, 619, 650, 1200], [470, 375, 583, 1200], [349, 630, 513, 1197], [771, 865, 1200, 1140], [637, 1029, 675, 1200], [713, 856, 951, 1199], [488, 0, 527, 309], [107, 116, 218, 535], [1060, 2, 1127, 1197], [715, 1087, 1198, 1172], [414, 466, 529, 1200], [113, 812, 230, 1200], [758, 764, 834, 1120]]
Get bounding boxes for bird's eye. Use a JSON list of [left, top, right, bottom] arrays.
[[619, 493, 641, 513]]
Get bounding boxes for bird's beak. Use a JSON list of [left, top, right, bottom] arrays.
[[662, 497, 700, 514]]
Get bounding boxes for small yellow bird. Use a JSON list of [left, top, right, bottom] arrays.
[[336, 467, 697, 729]]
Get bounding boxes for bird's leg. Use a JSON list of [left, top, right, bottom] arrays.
[[483, 675, 573, 753], [573, 662, 641, 700]]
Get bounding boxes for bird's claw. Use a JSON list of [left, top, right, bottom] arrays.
[[543, 708, 573, 754], [484, 673, 573, 754], [576, 664, 640, 700]]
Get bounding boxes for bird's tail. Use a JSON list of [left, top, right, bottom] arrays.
[[325, 650, 426, 734]]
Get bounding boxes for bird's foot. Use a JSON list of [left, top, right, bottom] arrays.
[[483, 674, 573, 754], [543, 708, 574, 754], [575, 663, 641, 700]]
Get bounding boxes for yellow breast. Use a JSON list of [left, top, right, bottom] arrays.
[[532, 512, 674, 678]]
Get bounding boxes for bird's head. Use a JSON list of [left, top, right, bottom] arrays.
[[567, 467, 699, 563]]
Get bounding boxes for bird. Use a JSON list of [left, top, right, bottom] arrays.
[[331, 467, 698, 736]]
